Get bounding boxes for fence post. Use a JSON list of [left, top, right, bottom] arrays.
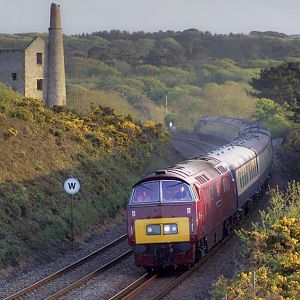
[[251, 270, 256, 297]]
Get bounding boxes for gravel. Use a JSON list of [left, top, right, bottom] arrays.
[[0, 213, 128, 299], [60, 255, 145, 300]]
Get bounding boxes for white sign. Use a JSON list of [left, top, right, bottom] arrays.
[[64, 178, 80, 195]]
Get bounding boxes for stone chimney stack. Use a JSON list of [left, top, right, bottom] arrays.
[[46, 3, 66, 107]]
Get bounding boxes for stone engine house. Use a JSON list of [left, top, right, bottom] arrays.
[[0, 3, 66, 107]]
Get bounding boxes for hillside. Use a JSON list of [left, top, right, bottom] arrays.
[[0, 84, 179, 270]]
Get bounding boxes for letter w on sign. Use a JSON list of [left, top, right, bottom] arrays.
[[64, 178, 80, 195], [68, 182, 77, 190]]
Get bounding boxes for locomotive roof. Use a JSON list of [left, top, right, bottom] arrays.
[[133, 158, 222, 187]]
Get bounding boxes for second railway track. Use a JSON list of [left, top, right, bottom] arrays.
[[4, 234, 129, 300]]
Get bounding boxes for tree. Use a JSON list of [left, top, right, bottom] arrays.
[[251, 62, 300, 122]]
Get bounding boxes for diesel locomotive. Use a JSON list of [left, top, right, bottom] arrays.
[[127, 116, 272, 269]]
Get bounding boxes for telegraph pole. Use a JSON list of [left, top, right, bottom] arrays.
[[165, 95, 168, 111]]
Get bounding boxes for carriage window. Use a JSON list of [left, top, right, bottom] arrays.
[[131, 182, 159, 203], [162, 181, 193, 202]]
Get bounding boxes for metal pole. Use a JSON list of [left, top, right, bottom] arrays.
[[71, 195, 74, 243], [165, 95, 168, 110], [251, 270, 256, 297]]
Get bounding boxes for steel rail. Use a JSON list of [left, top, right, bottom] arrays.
[[108, 273, 158, 300], [4, 234, 127, 300], [46, 249, 132, 300], [151, 234, 235, 300], [172, 136, 214, 152], [109, 235, 231, 300]]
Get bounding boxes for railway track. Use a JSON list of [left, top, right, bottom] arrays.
[[108, 234, 231, 300], [171, 133, 220, 158], [4, 234, 129, 300], [172, 134, 216, 152]]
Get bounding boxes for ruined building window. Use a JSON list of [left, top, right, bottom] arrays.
[[37, 79, 43, 90], [12, 73, 17, 80], [37, 53, 43, 65]]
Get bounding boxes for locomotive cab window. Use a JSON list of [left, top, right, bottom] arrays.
[[131, 182, 159, 203], [162, 180, 193, 202]]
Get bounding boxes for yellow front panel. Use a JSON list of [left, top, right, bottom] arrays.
[[135, 217, 190, 244]]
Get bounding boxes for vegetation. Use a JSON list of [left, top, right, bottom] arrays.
[[0, 31, 291, 131], [0, 84, 178, 269], [73, 30, 300, 65], [213, 181, 300, 299], [251, 62, 300, 122], [251, 61, 300, 179]]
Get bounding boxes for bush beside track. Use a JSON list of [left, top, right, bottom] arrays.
[[0, 84, 180, 272], [213, 181, 300, 299]]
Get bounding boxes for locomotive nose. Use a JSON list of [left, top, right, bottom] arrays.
[[134, 217, 190, 244]]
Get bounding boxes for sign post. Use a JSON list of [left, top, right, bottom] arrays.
[[64, 177, 80, 243]]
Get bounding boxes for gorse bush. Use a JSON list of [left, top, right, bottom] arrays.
[[213, 181, 300, 300]]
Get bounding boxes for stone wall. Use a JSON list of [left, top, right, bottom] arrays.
[[0, 49, 24, 95], [24, 37, 47, 101]]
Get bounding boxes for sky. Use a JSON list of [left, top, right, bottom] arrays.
[[0, 0, 299, 35]]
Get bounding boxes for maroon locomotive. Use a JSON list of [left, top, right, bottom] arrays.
[[127, 117, 272, 269]]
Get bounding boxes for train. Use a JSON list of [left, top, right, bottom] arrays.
[[127, 116, 272, 269]]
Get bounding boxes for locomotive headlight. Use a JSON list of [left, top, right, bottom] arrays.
[[146, 224, 161, 235], [163, 224, 178, 235]]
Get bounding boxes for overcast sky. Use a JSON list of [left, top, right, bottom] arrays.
[[0, 0, 299, 35]]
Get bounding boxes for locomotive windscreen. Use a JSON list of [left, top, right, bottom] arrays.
[[130, 180, 194, 204]]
